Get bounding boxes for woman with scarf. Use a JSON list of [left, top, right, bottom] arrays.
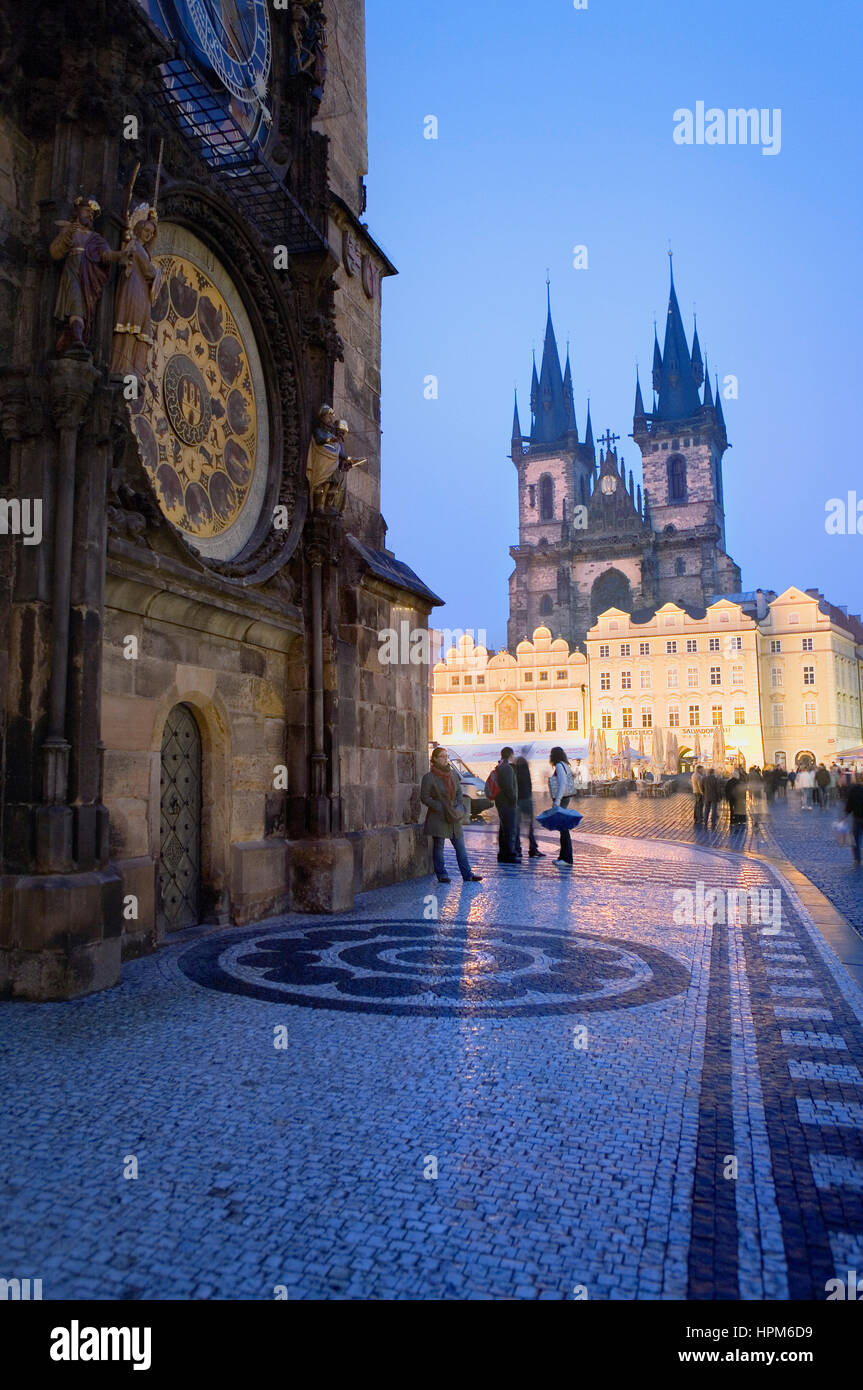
[[420, 748, 483, 884]]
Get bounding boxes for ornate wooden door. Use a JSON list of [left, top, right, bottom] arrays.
[[159, 704, 202, 931]]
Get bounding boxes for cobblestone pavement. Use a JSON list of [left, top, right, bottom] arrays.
[[2, 825, 863, 1301], [548, 789, 863, 933]]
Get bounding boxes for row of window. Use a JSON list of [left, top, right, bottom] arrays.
[[441, 702, 822, 736], [770, 665, 817, 687], [599, 666, 745, 691], [597, 637, 744, 657], [440, 711, 580, 736]]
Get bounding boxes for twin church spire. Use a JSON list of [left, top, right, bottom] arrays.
[[516, 282, 592, 449]]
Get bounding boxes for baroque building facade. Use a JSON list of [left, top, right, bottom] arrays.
[[432, 587, 863, 784], [508, 265, 741, 651], [0, 0, 439, 999]]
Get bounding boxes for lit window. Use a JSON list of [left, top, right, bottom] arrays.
[[709, 637, 720, 652], [640, 669, 652, 689], [687, 639, 698, 653], [567, 710, 579, 731], [770, 665, 783, 688], [710, 666, 721, 686], [687, 667, 699, 688], [599, 643, 610, 658], [600, 671, 611, 691], [770, 639, 782, 653], [712, 705, 723, 725], [601, 710, 612, 729], [524, 671, 533, 682], [774, 751, 787, 769], [482, 714, 494, 733], [642, 709, 653, 729], [734, 707, 745, 726], [666, 640, 678, 654], [804, 701, 817, 725], [639, 642, 650, 656], [451, 675, 460, 687], [667, 706, 680, 727], [803, 665, 815, 686], [802, 638, 813, 652], [622, 707, 633, 729], [667, 668, 679, 689], [689, 704, 700, 726], [442, 716, 453, 735], [732, 665, 744, 685], [620, 643, 631, 657], [621, 670, 632, 690], [462, 715, 473, 733], [524, 712, 536, 732], [545, 712, 556, 732], [464, 675, 473, 686]]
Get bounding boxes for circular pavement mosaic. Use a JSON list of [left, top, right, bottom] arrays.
[[178, 919, 689, 1018]]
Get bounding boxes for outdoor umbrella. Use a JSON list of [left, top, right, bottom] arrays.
[[652, 726, 665, 773], [624, 734, 632, 774], [712, 722, 725, 766], [666, 731, 678, 774], [587, 727, 596, 780]]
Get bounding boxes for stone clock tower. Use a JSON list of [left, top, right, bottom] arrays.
[[0, 0, 439, 998]]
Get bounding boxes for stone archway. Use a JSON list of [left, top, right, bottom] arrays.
[[591, 568, 633, 622]]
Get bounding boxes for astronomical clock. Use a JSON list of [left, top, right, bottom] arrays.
[[136, 0, 273, 159], [128, 224, 270, 562]]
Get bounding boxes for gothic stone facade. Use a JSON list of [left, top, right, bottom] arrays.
[[0, 0, 438, 999], [508, 270, 741, 652]]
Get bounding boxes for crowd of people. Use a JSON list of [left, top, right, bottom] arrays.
[[421, 744, 863, 883], [690, 760, 863, 862]]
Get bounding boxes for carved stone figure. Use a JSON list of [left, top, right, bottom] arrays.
[[49, 196, 129, 355], [111, 203, 162, 381], [290, 1, 328, 100], [305, 405, 365, 514]]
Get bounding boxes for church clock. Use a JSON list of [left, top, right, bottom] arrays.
[[128, 224, 270, 562], [138, 0, 273, 158]]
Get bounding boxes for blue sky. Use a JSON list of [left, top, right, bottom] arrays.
[[365, 0, 862, 650]]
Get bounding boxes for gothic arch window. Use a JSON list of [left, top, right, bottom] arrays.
[[675, 557, 686, 576], [539, 595, 554, 617], [539, 474, 554, 521], [591, 568, 633, 623], [667, 454, 687, 503]]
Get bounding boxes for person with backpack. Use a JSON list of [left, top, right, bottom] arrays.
[[548, 746, 577, 868], [702, 767, 721, 829], [513, 750, 543, 859], [420, 747, 482, 884], [486, 747, 520, 863]]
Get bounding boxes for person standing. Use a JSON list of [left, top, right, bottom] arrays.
[[702, 767, 720, 829], [420, 748, 482, 884], [513, 750, 543, 858], [796, 764, 815, 811], [845, 780, 863, 867], [747, 766, 767, 831], [815, 763, 831, 810], [487, 747, 520, 863], [691, 764, 705, 825], [548, 746, 576, 868]]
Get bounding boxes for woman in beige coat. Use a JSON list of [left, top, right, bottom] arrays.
[[420, 748, 483, 884]]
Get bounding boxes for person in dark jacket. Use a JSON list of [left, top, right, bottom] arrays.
[[815, 763, 831, 809], [420, 748, 482, 884], [490, 747, 519, 863], [702, 768, 721, 829], [513, 750, 543, 859], [845, 781, 863, 866]]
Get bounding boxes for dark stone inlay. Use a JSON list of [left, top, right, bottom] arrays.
[[178, 919, 690, 1018]]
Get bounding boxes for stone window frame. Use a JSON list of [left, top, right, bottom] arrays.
[[667, 705, 680, 727], [711, 705, 724, 726], [620, 670, 632, 690], [709, 666, 721, 686], [621, 707, 633, 729], [442, 715, 453, 735], [803, 665, 816, 686], [733, 706, 746, 726]]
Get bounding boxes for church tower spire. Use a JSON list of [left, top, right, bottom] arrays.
[[655, 255, 701, 421], [531, 280, 569, 444]]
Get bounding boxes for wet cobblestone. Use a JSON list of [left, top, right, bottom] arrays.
[[1, 824, 862, 1300]]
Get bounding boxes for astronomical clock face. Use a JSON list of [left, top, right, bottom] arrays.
[[138, 0, 272, 157], [600, 474, 618, 496], [128, 224, 270, 562]]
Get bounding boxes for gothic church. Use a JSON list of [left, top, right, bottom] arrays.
[[507, 265, 741, 651]]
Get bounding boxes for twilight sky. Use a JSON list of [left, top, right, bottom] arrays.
[[365, 0, 862, 651]]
